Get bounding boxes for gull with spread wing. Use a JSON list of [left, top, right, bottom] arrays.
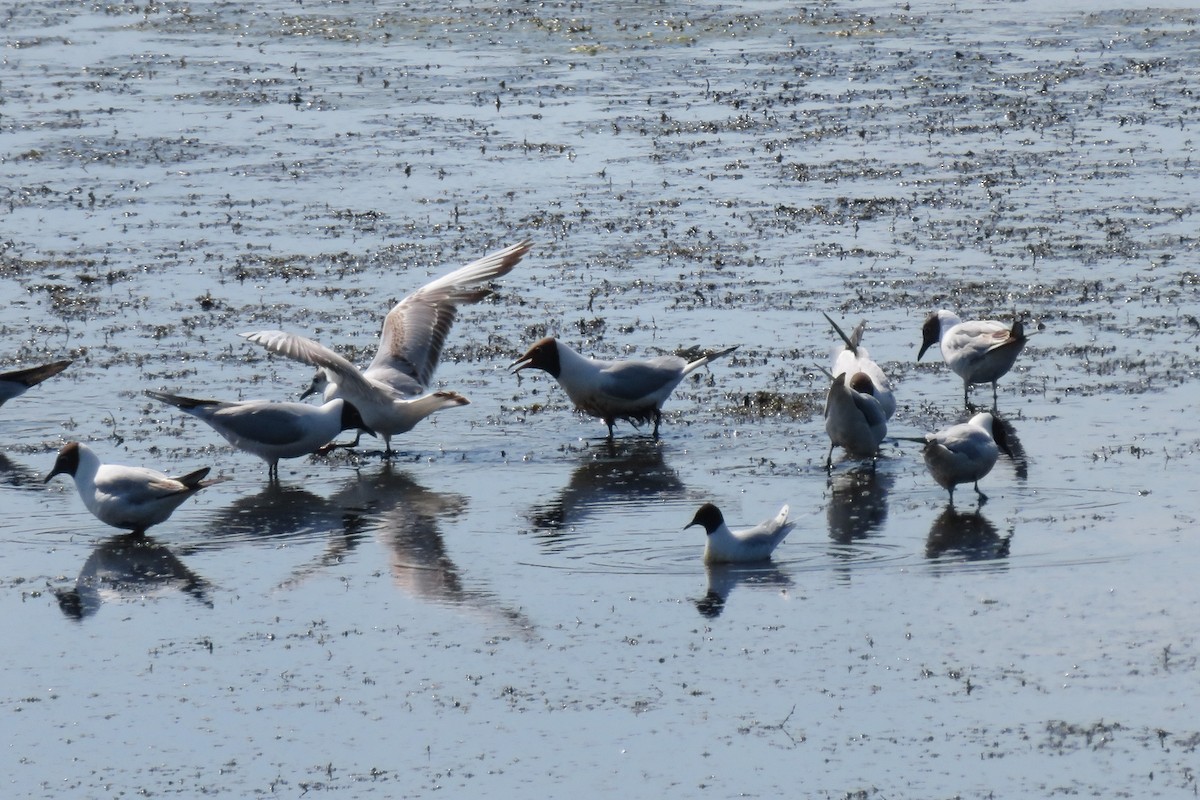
[[0, 359, 72, 408], [824, 312, 895, 420], [242, 240, 531, 455]]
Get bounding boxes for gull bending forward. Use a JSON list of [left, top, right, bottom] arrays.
[[824, 371, 888, 470], [145, 390, 373, 481], [923, 412, 1010, 505], [510, 337, 738, 440], [919, 310, 1028, 407], [45, 441, 223, 534]]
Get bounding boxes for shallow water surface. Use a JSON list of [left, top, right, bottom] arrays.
[[3, 1, 1200, 797]]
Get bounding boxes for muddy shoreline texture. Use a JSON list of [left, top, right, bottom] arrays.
[[3, 2, 1199, 797]]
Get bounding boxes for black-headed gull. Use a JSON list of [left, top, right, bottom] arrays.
[[510, 337, 738, 439], [922, 411, 1011, 505], [0, 359, 72, 408], [242, 240, 531, 455], [685, 502, 795, 564], [145, 390, 374, 480], [823, 371, 888, 470], [45, 441, 222, 534], [824, 313, 895, 419], [918, 310, 1028, 407]]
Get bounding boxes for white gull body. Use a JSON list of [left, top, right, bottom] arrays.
[[45, 441, 221, 533], [511, 337, 737, 439], [824, 371, 888, 469], [919, 310, 1028, 406], [686, 502, 795, 564], [923, 411, 1009, 504], [824, 312, 895, 420]]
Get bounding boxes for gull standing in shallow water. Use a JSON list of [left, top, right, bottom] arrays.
[[823, 370, 888, 470], [145, 390, 374, 481], [45, 441, 223, 534], [510, 338, 738, 440], [824, 312, 895, 420], [685, 502, 795, 564], [918, 309, 1028, 407], [242, 239, 531, 455], [922, 412, 1010, 505], [0, 359, 72, 408]]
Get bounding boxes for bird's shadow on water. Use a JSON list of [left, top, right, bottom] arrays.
[[56, 532, 212, 620], [694, 562, 792, 619], [527, 439, 686, 540], [925, 505, 1013, 566], [826, 463, 894, 545]]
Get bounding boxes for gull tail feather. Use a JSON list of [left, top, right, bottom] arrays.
[[144, 389, 221, 410], [822, 312, 864, 355], [682, 345, 738, 376]]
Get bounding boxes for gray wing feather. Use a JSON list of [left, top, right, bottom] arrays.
[[96, 469, 189, 503], [211, 403, 311, 446], [241, 330, 377, 398], [599, 359, 683, 401], [368, 240, 531, 391]]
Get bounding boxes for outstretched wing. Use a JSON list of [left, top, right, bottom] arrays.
[[241, 330, 379, 401], [0, 359, 72, 405], [368, 240, 531, 392]]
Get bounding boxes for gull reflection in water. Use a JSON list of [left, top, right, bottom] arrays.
[[529, 440, 685, 536], [0, 452, 43, 489], [694, 562, 792, 619], [57, 532, 211, 620], [925, 505, 1012, 563], [200, 482, 368, 587], [991, 412, 1028, 481], [826, 464, 894, 545], [331, 464, 534, 635]]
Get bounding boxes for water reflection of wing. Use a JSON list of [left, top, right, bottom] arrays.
[[530, 440, 685, 532], [330, 465, 535, 636], [195, 483, 366, 585], [0, 452, 44, 489], [925, 506, 1012, 562], [991, 412, 1028, 481], [57, 532, 211, 620], [694, 562, 792, 619], [826, 464, 893, 544]]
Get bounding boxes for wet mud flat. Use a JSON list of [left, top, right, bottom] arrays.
[[2, 1, 1200, 797]]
